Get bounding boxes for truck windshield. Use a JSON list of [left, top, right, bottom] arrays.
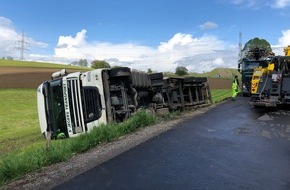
[[48, 79, 67, 138], [243, 62, 259, 70], [242, 60, 268, 71]]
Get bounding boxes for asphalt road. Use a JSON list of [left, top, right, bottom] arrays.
[[53, 97, 290, 190]]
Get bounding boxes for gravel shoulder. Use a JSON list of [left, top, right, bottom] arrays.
[[1, 104, 219, 190]]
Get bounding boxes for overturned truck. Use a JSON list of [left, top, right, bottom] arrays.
[[37, 67, 212, 139]]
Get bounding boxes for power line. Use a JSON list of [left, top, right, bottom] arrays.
[[15, 30, 29, 60]]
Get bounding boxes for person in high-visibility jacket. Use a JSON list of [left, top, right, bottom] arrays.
[[232, 75, 239, 100]]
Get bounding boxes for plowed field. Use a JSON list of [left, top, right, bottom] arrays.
[[0, 67, 231, 89]]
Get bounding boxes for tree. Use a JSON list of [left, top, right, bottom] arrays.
[[71, 61, 78, 66], [79, 59, 88, 67], [243, 37, 272, 52], [71, 59, 88, 67], [242, 38, 273, 59], [147, 68, 153, 73], [91, 60, 111, 69], [6, 56, 13, 60], [175, 66, 188, 76]]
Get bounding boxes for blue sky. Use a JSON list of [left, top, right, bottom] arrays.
[[1, 0, 290, 73]]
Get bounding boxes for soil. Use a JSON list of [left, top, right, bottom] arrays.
[[0, 104, 218, 190], [0, 67, 231, 89]]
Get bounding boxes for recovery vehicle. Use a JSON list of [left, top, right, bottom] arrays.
[[238, 47, 274, 96], [249, 48, 290, 107]]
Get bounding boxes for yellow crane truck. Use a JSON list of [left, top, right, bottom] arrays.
[[249, 47, 290, 107]]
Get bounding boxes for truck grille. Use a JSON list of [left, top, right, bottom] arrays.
[[82, 87, 102, 123], [67, 78, 84, 134]]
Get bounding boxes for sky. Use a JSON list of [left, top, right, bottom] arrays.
[[1, 0, 290, 73]]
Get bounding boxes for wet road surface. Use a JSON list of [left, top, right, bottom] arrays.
[[53, 97, 290, 190]]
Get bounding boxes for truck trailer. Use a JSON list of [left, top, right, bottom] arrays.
[[37, 67, 212, 139]]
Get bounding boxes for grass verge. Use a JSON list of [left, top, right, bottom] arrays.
[[0, 111, 157, 186], [211, 89, 232, 103]]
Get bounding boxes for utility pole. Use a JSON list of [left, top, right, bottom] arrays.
[[15, 30, 29, 60], [239, 32, 243, 60]]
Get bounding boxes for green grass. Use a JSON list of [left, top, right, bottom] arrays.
[[0, 111, 157, 186], [211, 89, 232, 103], [0, 59, 89, 70], [0, 89, 43, 156], [163, 68, 240, 79]]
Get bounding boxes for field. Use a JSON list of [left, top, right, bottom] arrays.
[[0, 60, 90, 89], [0, 59, 231, 89], [0, 60, 232, 156], [0, 89, 41, 156]]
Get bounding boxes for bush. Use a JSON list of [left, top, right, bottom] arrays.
[[175, 66, 188, 76]]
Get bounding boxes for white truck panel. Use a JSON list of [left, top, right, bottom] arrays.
[[81, 69, 108, 131], [37, 84, 48, 137]]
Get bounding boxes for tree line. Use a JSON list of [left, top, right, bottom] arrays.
[[71, 59, 190, 76]]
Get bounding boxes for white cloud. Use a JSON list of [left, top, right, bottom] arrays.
[[272, 29, 290, 55], [229, 0, 265, 9], [212, 57, 225, 66], [57, 29, 87, 48], [278, 30, 290, 46], [199, 21, 218, 30], [54, 29, 156, 63], [0, 17, 18, 57], [52, 30, 238, 73], [0, 16, 48, 59], [229, 0, 290, 9], [272, 0, 290, 8]]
